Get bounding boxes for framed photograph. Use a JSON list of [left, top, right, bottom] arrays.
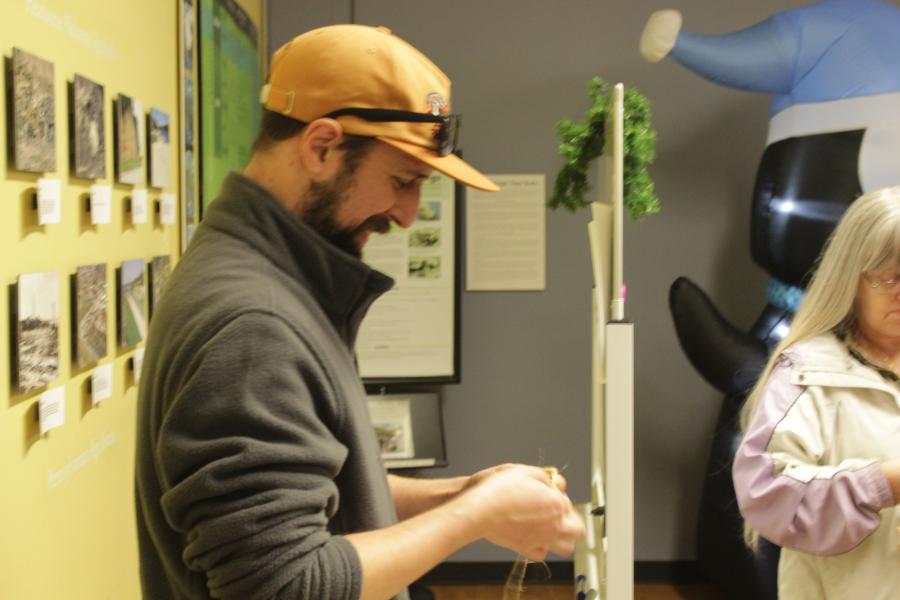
[[149, 255, 172, 319], [114, 93, 144, 184], [119, 259, 147, 347], [198, 0, 263, 216], [409, 227, 441, 249], [71, 74, 105, 179], [357, 172, 462, 384], [366, 393, 447, 470], [74, 264, 107, 368], [10, 48, 56, 173], [15, 272, 60, 394], [148, 108, 170, 188], [368, 398, 415, 459]]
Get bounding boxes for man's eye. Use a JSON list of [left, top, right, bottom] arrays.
[[393, 177, 415, 188]]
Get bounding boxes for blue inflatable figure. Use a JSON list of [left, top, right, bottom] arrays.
[[641, 2, 900, 598]]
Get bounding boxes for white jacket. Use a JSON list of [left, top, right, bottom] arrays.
[[734, 333, 900, 600]]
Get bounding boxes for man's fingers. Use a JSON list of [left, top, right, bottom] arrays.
[[552, 472, 568, 493], [524, 546, 549, 562], [549, 538, 576, 557], [564, 506, 586, 536]]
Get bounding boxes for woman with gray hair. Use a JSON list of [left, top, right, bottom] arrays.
[[733, 187, 900, 600]]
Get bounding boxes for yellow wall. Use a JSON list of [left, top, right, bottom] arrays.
[[0, 1, 179, 598]]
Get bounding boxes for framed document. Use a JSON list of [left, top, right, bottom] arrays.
[[357, 172, 461, 384]]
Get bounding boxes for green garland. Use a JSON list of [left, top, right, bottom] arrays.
[[549, 77, 659, 221]]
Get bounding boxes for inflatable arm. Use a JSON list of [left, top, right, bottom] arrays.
[[671, 21, 796, 95], [669, 277, 768, 397], [641, 10, 796, 94]]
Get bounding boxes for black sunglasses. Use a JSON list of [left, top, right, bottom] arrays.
[[323, 107, 460, 156]]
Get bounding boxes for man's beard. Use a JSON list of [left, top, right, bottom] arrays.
[[301, 172, 391, 259]]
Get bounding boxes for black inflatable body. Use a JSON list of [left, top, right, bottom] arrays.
[[670, 130, 864, 600], [752, 131, 864, 287]]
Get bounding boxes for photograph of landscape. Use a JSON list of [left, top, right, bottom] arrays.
[[72, 74, 105, 179], [119, 259, 147, 347], [16, 271, 60, 394], [115, 94, 144, 184], [11, 47, 56, 173], [75, 263, 107, 368]]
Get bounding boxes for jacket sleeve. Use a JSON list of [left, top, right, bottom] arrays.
[[733, 358, 895, 555], [156, 311, 362, 600]]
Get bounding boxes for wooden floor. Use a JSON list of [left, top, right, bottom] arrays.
[[429, 583, 724, 600]]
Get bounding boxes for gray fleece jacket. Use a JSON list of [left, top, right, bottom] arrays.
[[136, 173, 407, 600]]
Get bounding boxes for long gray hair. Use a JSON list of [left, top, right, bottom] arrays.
[[740, 186, 900, 547]]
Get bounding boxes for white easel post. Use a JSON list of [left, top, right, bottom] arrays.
[[605, 321, 634, 599], [574, 83, 634, 600]]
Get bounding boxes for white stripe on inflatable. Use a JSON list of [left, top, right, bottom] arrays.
[[767, 92, 900, 192]]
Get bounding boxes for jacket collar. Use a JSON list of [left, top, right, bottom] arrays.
[[785, 333, 900, 396], [202, 172, 394, 343]]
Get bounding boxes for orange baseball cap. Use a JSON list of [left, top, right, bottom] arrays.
[[260, 24, 499, 192]]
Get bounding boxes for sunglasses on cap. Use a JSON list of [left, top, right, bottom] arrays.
[[323, 107, 460, 156]]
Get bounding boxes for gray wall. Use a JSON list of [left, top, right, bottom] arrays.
[[267, 0, 810, 562]]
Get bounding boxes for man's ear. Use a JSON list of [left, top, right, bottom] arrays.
[[298, 118, 344, 177]]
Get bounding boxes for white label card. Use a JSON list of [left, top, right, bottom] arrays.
[[159, 193, 177, 225], [39, 387, 66, 435], [90, 184, 112, 224], [131, 189, 148, 224], [133, 348, 145, 384], [37, 178, 62, 225], [91, 364, 113, 405]]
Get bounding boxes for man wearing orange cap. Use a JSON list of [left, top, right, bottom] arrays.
[[136, 25, 583, 600]]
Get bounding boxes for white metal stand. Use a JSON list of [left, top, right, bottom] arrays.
[[574, 83, 634, 600]]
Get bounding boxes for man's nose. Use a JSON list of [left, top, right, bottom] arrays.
[[391, 188, 423, 229]]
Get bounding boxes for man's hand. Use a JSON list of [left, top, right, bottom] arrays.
[[463, 463, 569, 493], [350, 464, 583, 600], [453, 464, 584, 561]]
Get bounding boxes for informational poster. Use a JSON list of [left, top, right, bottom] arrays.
[[356, 173, 458, 382], [199, 0, 261, 216], [466, 174, 547, 291]]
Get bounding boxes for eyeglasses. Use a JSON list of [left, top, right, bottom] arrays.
[[323, 107, 460, 156], [864, 273, 900, 294]]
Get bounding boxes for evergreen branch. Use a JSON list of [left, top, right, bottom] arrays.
[[549, 77, 659, 221]]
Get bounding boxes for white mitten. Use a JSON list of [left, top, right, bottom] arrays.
[[640, 9, 683, 63]]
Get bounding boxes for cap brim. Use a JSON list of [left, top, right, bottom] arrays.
[[378, 137, 500, 192]]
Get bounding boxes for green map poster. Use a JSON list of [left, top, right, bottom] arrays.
[[200, 0, 261, 215]]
